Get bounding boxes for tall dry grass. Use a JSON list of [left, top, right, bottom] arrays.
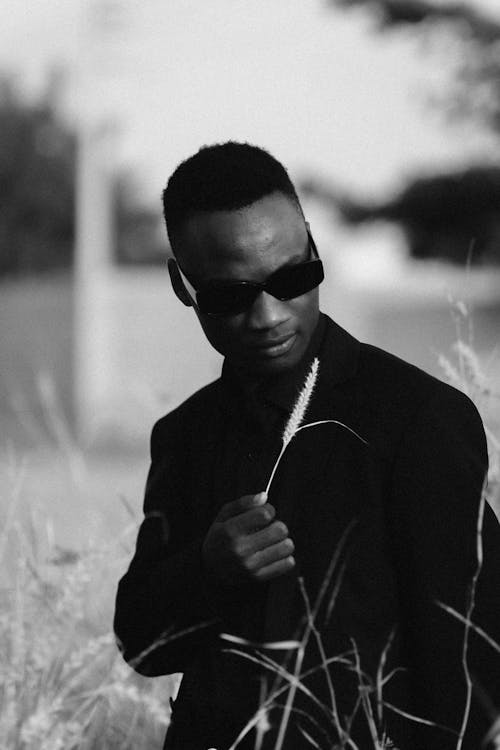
[[438, 298, 500, 514], [0, 448, 178, 750], [0, 299, 498, 749]]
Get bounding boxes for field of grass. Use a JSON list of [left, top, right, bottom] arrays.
[[0, 299, 499, 749], [0, 444, 183, 750]]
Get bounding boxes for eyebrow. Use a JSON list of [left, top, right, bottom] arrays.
[[189, 238, 311, 288]]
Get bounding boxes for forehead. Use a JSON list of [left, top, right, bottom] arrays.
[[174, 192, 307, 281]]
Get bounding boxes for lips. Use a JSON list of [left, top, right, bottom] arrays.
[[250, 333, 297, 358]]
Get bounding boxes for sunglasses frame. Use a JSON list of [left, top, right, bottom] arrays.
[[168, 229, 322, 317]]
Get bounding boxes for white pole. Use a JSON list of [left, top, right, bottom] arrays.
[[74, 0, 122, 446], [74, 121, 115, 445]]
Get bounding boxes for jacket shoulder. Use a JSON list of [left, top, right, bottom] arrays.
[[149, 379, 221, 456], [356, 342, 485, 451], [359, 342, 476, 409]]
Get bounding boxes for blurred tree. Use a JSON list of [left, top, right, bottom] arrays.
[[327, 0, 500, 134], [301, 166, 500, 264], [113, 173, 166, 266], [0, 75, 76, 276], [305, 1, 500, 265], [0, 73, 165, 277]]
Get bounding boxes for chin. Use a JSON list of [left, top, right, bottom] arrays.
[[241, 349, 305, 377]]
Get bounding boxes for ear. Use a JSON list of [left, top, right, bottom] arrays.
[[167, 258, 194, 308], [306, 227, 320, 259]]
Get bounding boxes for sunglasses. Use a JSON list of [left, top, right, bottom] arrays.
[[169, 231, 324, 317]]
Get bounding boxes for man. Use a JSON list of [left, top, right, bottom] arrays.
[[114, 142, 500, 749]]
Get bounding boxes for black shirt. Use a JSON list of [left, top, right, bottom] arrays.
[[212, 315, 326, 644]]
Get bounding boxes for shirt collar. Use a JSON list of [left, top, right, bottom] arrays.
[[219, 315, 327, 431]]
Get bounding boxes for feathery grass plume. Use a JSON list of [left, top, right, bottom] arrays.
[[264, 357, 319, 495], [265, 357, 369, 496], [283, 357, 320, 447]]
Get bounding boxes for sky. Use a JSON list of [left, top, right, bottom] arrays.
[[1, 0, 498, 205]]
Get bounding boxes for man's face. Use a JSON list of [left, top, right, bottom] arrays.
[[172, 191, 321, 377]]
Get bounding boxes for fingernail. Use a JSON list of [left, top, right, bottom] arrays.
[[255, 492, 267, 504]]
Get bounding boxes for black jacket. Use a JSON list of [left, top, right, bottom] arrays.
[[114, 315, 500, 749]]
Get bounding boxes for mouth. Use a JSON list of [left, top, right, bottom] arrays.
[[250, 333, 297, 359]]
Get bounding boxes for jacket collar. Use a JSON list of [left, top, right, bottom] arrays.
[[218, 314, 360, 430], [315, 314, 360, 387]]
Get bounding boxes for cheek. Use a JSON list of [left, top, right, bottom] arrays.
[[196, 313, 244, 355], [196, 289, 319, 357], [289, 289, 320, 327]]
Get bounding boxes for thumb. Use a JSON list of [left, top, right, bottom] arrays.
[[216, 492, 267, 522]]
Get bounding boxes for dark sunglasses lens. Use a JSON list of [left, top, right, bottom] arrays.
[[269, 260, 324, 300], [197, 284, 258, 316], [196, 259, 324, 316]]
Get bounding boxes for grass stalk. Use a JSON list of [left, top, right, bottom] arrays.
[[454, 475, 487, 750]]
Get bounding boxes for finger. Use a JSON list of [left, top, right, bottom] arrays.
[[239, 520, 289, 555], [216, 492, 267, 522], [246, 537, 295, 573], [230, 504, 276, 535], [253, 555, 296, 582]]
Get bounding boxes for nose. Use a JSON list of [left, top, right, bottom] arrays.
[[246, 291, 289, 330]]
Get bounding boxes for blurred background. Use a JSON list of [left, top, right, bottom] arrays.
[[1, 0, 500, 539], [1, 2, 500, 746]]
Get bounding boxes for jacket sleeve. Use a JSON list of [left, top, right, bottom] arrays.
[[388, 386, 500, 749], [113, 417, 222, 676]]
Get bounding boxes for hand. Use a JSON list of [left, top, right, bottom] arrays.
[[202, 492, 295, 586]]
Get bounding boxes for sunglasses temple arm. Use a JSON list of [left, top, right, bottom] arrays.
[[167, 258, 197, 308], [307, 229, 320, 259]]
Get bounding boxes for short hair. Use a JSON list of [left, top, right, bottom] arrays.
[[162, 141, 302, 245]]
